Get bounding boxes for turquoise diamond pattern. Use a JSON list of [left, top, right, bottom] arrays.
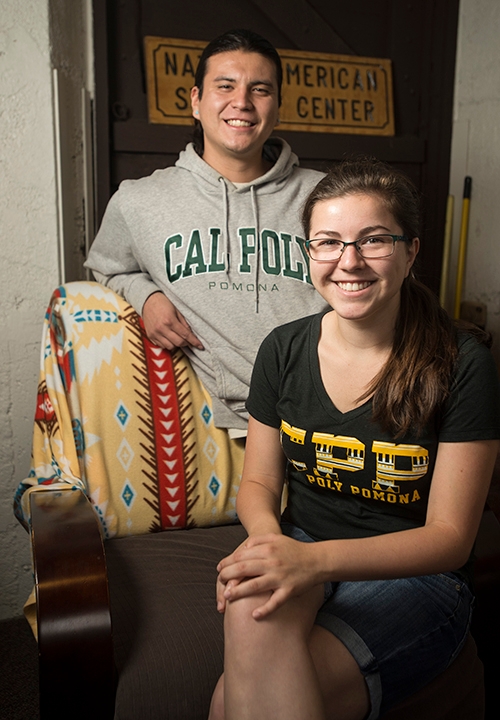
[[208, 475, 221, 498], [121, 481, 136, 508], [115, 402, 130, 428], [200, 404, 212, 426]]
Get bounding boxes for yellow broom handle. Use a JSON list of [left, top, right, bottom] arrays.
[[454, 177, 472, 319]]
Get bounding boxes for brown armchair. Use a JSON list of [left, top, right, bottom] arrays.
[[16, 283, 500, 719]]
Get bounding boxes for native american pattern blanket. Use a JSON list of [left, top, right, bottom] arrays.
[[14, 282, 243, 538]]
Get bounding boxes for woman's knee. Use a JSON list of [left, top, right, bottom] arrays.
[[223, 591, 272, 645], [224, 585, 324, 649]]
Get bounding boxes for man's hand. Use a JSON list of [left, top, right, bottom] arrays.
[[142, 292, 204, 350]]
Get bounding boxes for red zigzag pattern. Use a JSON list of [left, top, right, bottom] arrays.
[[144, 342, 187, 529]]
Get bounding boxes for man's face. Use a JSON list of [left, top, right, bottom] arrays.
[[191, 50, 280, 168]]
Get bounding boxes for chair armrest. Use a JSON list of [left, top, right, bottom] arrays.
[[30, 488, 115, 719]]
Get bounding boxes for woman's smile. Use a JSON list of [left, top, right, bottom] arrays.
[[335, 280, 374, 292]]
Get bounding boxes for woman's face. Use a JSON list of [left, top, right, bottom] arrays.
[[190, 50, 280, 168], [307, 193, 419, 326]]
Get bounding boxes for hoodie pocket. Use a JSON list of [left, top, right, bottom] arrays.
[[211, 345, 256, 403]]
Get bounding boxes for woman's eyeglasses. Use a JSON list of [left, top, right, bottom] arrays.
[[304, 234, 409, 262]]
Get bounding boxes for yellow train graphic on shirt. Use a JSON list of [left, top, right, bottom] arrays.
[[371, 441, 429, 493], [311, 432, 365, 473], [280, 421, 429, 493], [280, 421, 308, 470]]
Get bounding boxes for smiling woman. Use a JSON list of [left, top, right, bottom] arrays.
[[209, 157, 500, 720], [305, 192, 418, 333]]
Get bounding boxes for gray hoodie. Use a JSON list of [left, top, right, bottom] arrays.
[[85, 137, 327, 428]]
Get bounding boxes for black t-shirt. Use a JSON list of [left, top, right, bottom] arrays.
[[247, 311, 500, 551]]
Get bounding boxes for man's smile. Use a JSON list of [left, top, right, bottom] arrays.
[[225, 119, 254, 127]]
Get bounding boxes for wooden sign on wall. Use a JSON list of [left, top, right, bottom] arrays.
[[144, 36, 394, 136]]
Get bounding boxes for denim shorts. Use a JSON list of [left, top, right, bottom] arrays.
[[281, 522, 474, 719]]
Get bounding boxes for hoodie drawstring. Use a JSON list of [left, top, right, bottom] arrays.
[[218, 177, 230, 272], [219, 178, 261, 313], [250, 185, 260, 314]]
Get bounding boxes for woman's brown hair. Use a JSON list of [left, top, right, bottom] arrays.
[[302, 156, 490, 437]]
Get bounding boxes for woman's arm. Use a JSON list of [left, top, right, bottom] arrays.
[[219, 438, 499, 618], [215, 417, 286, 612], [235, 417, 286, 537]]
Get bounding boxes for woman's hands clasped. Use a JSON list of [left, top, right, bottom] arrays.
[[216, 533, 321, 619]]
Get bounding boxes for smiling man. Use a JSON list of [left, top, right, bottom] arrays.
[[190, 50, 280, 180], [85, 29, 327, 434]]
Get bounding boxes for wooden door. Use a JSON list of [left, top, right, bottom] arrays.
[[93, 0, 459, 292]]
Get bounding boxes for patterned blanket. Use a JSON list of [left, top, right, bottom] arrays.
[[14, 282, 244, 539]]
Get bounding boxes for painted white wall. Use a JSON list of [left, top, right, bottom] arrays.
[[448, 0, 500, 366], [0, 0, 91, 620]]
